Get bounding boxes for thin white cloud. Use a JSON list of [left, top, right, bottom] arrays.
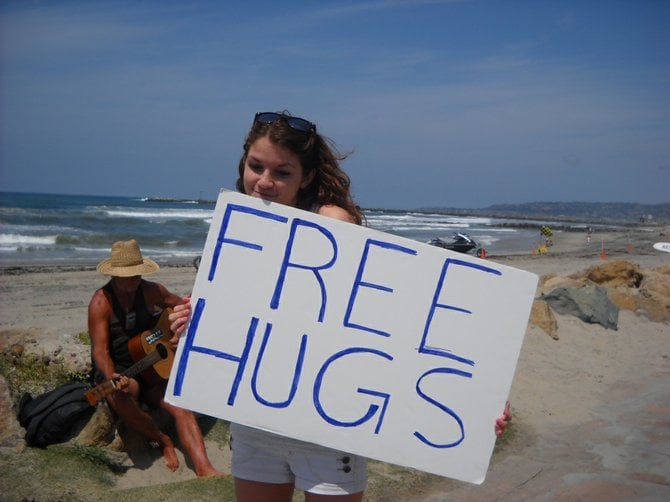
[[1, 4, 152, 60]]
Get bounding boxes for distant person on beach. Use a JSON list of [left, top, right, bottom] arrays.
[[88, 239, 220, 477], [171, 111, 512, 501]]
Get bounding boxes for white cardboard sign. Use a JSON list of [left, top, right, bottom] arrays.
[[165, 190, 538, 484]]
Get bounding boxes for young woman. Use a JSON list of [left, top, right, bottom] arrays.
[[177, 111, 511, 501]]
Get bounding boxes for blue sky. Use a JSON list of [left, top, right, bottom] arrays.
[[1, 0, 668, 209]]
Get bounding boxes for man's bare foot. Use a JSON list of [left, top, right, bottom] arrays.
[[196, 466, 225, 478], [162, 443, 179, 472]]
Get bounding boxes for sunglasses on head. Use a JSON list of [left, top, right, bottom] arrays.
[[254, 112, 316, 133]]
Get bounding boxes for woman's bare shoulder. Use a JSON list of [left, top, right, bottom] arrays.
[[317, 204, 356, 223]]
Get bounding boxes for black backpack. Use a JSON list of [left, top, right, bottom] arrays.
[[18, 382, 94, 448]]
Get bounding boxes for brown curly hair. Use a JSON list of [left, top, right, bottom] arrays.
[[235, 112, 363, 225]]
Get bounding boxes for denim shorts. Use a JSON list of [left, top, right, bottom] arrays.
[[230, 423, 367, 496]]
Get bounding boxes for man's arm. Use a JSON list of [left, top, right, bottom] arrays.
[[88, 289, 116, 381]]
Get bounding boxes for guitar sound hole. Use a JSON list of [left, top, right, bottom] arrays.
[[156, 343, 168, 359]]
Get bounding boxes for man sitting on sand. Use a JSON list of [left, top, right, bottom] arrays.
[[88, 239, 220, 477]]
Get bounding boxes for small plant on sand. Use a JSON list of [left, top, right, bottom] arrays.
[[201, 417, 231, 445], [76, 330, 92, 346], [69, 444, 128, 473]]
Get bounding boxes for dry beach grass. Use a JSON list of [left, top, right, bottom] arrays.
[[0, 226, 668, 501]]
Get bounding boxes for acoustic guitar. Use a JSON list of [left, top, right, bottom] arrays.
[[85, 307, 175, 406]]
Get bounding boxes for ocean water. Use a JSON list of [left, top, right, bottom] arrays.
[[0, 191, 555, 266]]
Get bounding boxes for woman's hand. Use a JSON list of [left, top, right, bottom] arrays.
[[168, 296, 192, 347], [495, 401, 512, 437]]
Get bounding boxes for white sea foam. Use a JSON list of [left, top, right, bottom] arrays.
[[2, 222, 78, 235], [477, 236, 500, 247], [104, 208, 213, 219], [143, 248, 200, 259], [0, 192, 550, 264], [0, 234, 57, 246], [366, 213, 492, 231], [73, 246, 110, 254], [382, 224, 469, 232]]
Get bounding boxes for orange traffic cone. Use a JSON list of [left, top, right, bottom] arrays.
[[627, 244, 633, 253], [600, 247, 607, 260], [480, 248, 486, 259]]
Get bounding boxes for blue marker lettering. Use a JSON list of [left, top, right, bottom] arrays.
[[209, 203, 288, 281], [344, 239, 417, 337], [313, 347, 392, 433], [172, 297, 257, 406], [419, 258, 502, 365], [270, 218, 337, 322], [414, 367, 472, 448], [251, 322, 308, 408]]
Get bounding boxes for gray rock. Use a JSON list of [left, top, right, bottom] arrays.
[[0, 375, 25, 449], [75, 402, 117, 447], [543, 284, 619, 330]]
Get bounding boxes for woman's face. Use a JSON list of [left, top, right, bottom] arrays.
[[242, 136, 312, 208]]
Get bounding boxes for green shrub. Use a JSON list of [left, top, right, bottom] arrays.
[[0, 352, 88, 398]]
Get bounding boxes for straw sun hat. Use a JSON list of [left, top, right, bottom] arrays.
[[96, 239, 159, 277]]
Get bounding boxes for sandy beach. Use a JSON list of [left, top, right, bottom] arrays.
[[1, 228, 669, 500]]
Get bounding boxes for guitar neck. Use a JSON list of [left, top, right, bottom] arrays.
[[85, 342, 169, 406], [122, 343, 168, 379]]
